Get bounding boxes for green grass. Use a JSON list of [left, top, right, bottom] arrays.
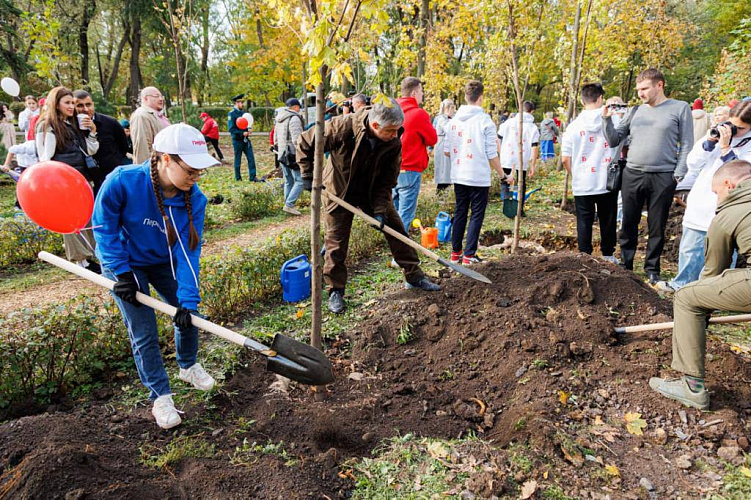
[[140, 434, 215, 468], [0, 179, 16, 218], [0, 264, 67, 294]]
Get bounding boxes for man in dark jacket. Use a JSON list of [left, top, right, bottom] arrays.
[[228, 94, 258, 181], [74, 90, 129, 190], [297, 99, 441, 314]]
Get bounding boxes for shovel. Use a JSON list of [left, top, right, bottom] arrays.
[[614, 313, 751, 334], [321, 191, 492, 284], [38, 251, 334, 386]]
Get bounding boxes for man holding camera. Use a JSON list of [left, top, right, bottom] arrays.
[[603, 68, 693, 284]]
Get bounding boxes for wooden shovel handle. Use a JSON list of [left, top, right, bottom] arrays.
[[321, 191, 442, 262], [615, 313, 751, 334], [38, 251, 272, 354]]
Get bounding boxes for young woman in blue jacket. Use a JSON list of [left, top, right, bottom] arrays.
[[93, 123, 219, 429]]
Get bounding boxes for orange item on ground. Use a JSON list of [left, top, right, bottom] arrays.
[[420, 227, 439, 249]]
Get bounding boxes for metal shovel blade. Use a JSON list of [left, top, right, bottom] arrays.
[[261, 334, 335, 386], [437, 257, 492, 284]]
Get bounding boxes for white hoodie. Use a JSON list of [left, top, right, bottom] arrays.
[[444, 105, 499, 187], [683, 133, 751, 232], [498, 112, 540, 171], [561, 107, 619, 196]]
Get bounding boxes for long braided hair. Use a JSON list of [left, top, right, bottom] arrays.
[[149, 151, 200, 250]]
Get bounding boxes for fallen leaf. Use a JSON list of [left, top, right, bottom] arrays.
[[348, 372, 364, 381], [558, 390, 571, 405], [543, 470, 549, 479], [560, 444, 584, 467], [594, 415, 604, 426], [741, 467, 751, 478], [605, 464, 620, 476], [427, 441, 449, 459], [296, 309, 305, 319], [625, 412, 647, 435], [520, 480, 538, 499]]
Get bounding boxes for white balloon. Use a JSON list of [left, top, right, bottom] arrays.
[[1, 77, 20, 97], [242, 112, 254, 128]]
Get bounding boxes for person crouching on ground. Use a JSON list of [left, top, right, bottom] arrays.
[[92, 123, 219, 429], [649, 160, 751, 410], [297, 99, 441, 315]]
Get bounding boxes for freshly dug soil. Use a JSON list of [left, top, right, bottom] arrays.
[[2, 252, 750, 498]]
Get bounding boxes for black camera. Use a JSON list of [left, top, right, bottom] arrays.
[[709, 121, 738, 140], [608, 103, 627, 111]]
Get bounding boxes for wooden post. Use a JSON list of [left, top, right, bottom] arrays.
[[310, 70, 327, 351]]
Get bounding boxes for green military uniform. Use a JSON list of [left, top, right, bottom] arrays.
[[671, 178, 751, 378]]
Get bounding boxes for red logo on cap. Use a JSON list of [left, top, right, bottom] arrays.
[[192, 140, 206, 146]]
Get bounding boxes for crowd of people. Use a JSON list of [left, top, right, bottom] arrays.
[[2, 67, 751, 426]]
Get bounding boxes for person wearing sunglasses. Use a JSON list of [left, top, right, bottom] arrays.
[[92, 123, 219, 429]]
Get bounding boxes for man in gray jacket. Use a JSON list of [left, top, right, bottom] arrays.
[[603, 68, 693, 284], [276, 98, 305, 215]]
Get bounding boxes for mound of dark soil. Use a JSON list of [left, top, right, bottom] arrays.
[[2, 252, 750, 498]]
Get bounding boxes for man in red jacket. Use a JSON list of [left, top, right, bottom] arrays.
[[393, 77, 438, 233], [200, 112, 224, 161]]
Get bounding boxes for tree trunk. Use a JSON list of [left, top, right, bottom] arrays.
[[103, 29, 128, 100], [561, 0, 582, 209], [128, 16, 143, 108], [302, 62, 309, 124], [199, 5, 210, 106], [79, 1, 97, 88], [310, 68, 327, 352], [166, 0, 187, 122], [416, 0, 429, 77]]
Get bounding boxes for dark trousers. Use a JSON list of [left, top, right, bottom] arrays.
[[619, 168, 677, 274], [501, 168, 528, 213], [232, 138, 257, 180], [205, 136, 224, 160], [574, 191, 618, 256], [324, 204, 422, 292], [452, 184, 489, 257]]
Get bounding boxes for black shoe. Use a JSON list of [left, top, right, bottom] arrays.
[[405, 277, 441, 291], [85, 260, 101, 274], [328, 290, 345, 314], [647, 273, 660, 285]]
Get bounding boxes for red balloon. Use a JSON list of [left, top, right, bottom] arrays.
[[16, 161, 94, 234], [236, 117, 249, 129]]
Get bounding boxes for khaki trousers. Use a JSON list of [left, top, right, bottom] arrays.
[[324, 204, 422, 292], [672, 268, 751, 377], [63, 228, 96, 262]]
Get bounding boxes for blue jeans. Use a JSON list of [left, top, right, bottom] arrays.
[[669, 227, 706, 290], [232, 137, 257, 181], [104, 265, 199, 400], [282, 165, 303, 207], [392, 170, 422, 231]]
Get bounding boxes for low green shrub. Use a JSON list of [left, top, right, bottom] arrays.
[[230, 181, 285, 220], [0, 215, 64, 267], [0, 296, 129, 408]]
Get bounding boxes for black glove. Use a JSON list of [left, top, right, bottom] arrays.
[[302, 178, 313, 191], [113, 271, 140, 307], [173, 307, 195, 329], [373, 214, 385, 231]]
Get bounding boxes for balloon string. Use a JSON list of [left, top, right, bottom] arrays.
[[76, 224, 102, 232], [74, 226, 99, 253]]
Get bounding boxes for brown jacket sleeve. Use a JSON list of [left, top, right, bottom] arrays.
[[297, 125, 316, 180], [131, 110, 155, 164]]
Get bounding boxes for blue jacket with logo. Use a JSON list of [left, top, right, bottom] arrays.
[[92, 161, 207, 309]]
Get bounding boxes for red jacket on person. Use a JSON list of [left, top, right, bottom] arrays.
[[200, 114, 219, 140], [396, 96, 437, 173]]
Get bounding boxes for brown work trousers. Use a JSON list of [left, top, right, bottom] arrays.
[[324, 203, 422, 292], [672, 268, 751, 378]]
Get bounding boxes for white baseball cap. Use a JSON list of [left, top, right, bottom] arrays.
[[153, 123, 220, 170]]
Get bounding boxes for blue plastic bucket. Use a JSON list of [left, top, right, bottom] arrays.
[[435, 212, 452, 243], [280, 255, 311, 303]]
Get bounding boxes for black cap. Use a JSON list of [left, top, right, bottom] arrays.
[[286, 98, 302, 108], [231, 94, 245, 102]]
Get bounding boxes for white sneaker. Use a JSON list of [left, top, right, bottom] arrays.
[[179, 363, 215, 391], [152, 395, 182, 429], [653, 280, 676, 294], [601, 255, 619, 265], [283, 205, 302, 216]]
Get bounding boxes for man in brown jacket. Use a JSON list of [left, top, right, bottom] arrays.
[[130, 86, 170, 164], [650, 159, 751, 409], [297, 99, 441, 314]]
